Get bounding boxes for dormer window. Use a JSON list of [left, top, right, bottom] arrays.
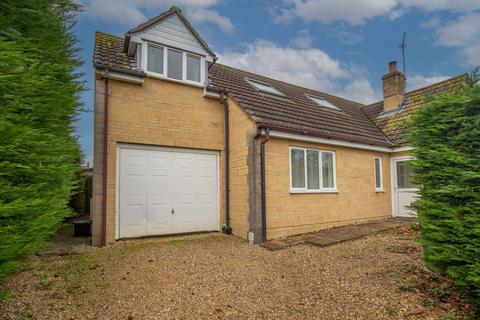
[[246, 78, 285, 97], [143, 42, 205, 84], [306, 94, 341, 111]]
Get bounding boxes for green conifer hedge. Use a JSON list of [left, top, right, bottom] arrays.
[[407, 77, 480, 303], [0, 0, 83, 280]]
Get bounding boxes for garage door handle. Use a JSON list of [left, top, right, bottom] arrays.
[[171, 208, 174, 215]]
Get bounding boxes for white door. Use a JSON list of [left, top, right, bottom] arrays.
[[392, 158, 419, 217], [118, 146, 219, 238]]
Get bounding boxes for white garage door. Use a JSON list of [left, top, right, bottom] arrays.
[[118, 146, 219, 239]]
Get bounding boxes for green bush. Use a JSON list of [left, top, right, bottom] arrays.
[[407, 77, 480, 303], [0, 0, 82, 280]]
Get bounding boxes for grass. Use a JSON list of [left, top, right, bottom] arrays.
[[0, 290, 13, 301]]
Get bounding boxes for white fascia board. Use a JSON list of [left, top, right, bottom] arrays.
[[391, 146, 415, 153], [269, 130, 394, 153], [97, 70, 144, 85]]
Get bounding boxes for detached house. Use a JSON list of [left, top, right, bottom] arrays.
[[91, 6, 466, 246]]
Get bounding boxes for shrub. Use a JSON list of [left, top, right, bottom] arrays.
[[0, 0, 83, 280], [407, 74, 480, 303]]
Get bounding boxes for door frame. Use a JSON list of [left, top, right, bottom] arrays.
[[390, 155, 415, 217], [115, 143, 221, 240]]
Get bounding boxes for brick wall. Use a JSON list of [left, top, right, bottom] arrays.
[[264, 138, 392, 240], [228, 99, 257, 240], [92, 76, 225, 245]]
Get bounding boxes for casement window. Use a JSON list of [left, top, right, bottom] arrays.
[[147, 44, 164, 74], [374, 156, 383, 191], [290, 147, 336, 192], [186, 54, 201, 82], [145, 43, 204, 84]]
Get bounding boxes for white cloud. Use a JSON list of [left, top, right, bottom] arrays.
[[289, 29, 314, 49], [76, 0, 233, 33], [431, 13, 480, 66], [337, 79, 380, 104], [329, 26, 363, 45], [219, 40, 379, 103], [406, 74, 450, 91], [188, 8, 234, 33], [272, 0, 480, 25]]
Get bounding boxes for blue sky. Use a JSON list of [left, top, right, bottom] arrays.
[[73, 0, 480, 165]]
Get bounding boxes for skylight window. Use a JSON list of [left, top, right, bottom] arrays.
[[306, 94, 341, 111], [246, 78, 285, 97]]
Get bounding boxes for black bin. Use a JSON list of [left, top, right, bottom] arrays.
[[73, 219, 92, 237]]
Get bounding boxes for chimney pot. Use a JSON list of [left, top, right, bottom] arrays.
[[388, 61, 397, 74]]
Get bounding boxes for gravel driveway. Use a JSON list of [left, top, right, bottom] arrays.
[[0, 227, 472, 319]]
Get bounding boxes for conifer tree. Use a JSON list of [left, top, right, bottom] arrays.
[[408, 70, 480, 303], [0, 0, 83, 279]]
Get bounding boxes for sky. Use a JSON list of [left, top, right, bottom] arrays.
[[73, 0, 480, 166]]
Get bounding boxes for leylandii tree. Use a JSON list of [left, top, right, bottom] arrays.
[[0, 0, 83, 279], [407, 70, 480, 303]]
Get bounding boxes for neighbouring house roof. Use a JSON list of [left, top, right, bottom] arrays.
[[124, 6, 216, 58], [362, 75, 467, 146]]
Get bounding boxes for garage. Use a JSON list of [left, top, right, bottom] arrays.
[[117, 145, 220, 239]]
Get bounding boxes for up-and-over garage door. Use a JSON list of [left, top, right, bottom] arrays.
[[118, 145, 219, 239]]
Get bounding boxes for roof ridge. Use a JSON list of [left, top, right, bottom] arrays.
[[213, 63, 366, 107], [365, 73, 468, 107], [405, 73, 467, 96]]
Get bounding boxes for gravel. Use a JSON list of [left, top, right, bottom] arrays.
[[0, 228, 469, 319]]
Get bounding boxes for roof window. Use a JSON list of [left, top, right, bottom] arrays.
[[306, 94, 341, 111], [246, 78, 285, 97]]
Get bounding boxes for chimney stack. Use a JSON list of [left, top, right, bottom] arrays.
[[382, 61, 405, 113]]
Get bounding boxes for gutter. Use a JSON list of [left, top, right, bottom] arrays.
[[258, 128, 270, 243]]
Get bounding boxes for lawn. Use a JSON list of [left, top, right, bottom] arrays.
[[0, 226, 474, 319]]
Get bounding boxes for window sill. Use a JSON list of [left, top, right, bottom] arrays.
[[375, 189, 385, 193], [290, 190, 338, 194], [146, 72, 205, 88]]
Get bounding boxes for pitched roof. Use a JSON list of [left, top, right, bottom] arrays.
[[92, 32, 392, 147], [362, 75, 467, 146], [124, 6, 216, 58], [93, 32, 143, 75], [209, 64, 392, 147]]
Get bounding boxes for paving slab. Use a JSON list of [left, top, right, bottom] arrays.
[[262, 217, 416, 250]]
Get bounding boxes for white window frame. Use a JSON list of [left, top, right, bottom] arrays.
[[289, 146, 337, 193], [374, 156, 384, 192], [142, 41, 206, 86], [245, 78, 286, 97], [305, 94, 341, 111]]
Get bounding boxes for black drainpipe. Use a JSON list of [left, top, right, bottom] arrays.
[[219, 92, 232, 234], [101, 70, 110, 246], [260, 128, 270, 242]]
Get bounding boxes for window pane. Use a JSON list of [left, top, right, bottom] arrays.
[[307, 150, 319, 189], [396, 161, 418, 188], [375, 158, 381, 189], [186, 55, 201, 82], [147, 45, 163, 74], [167, 49, 183, 80], [291, 149, 305, 188], [322, 152, 334, 188]]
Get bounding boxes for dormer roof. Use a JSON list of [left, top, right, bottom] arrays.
[[123, 6, 216, 59]]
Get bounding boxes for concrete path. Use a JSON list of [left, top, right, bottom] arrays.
[[262, 217, 416, 250]]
